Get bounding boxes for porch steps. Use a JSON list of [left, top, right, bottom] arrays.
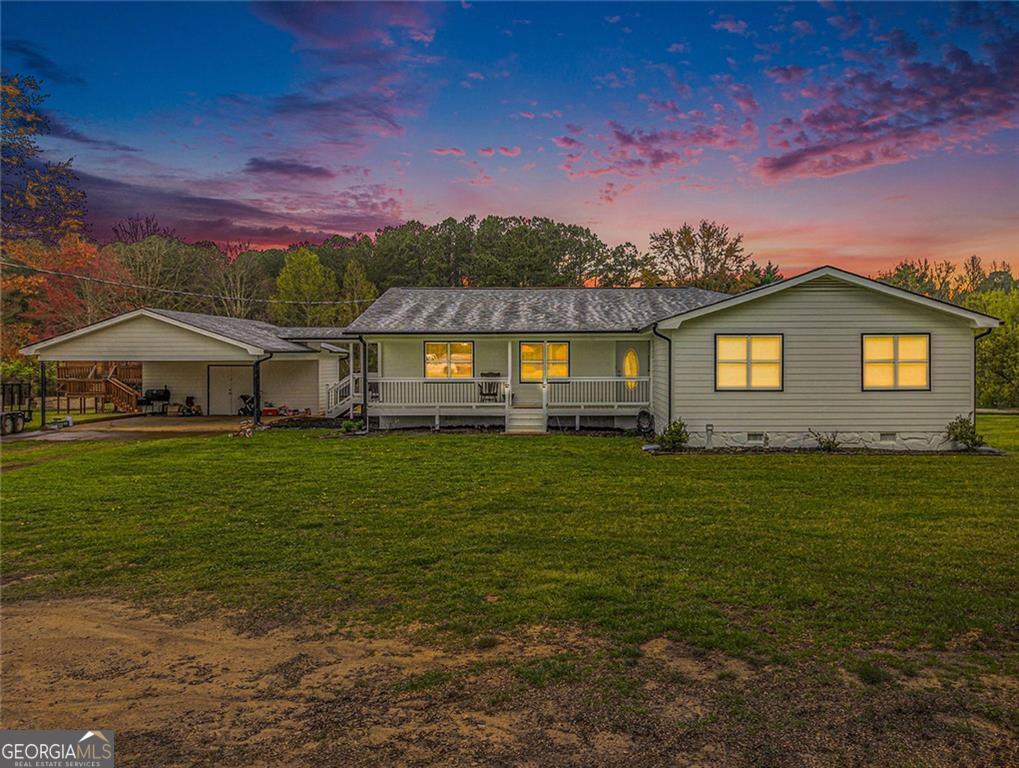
[[325, 397, 353, 419], [505, 408, 547, 434]]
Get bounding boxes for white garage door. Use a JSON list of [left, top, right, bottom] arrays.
[[208, 365, 253, 415]]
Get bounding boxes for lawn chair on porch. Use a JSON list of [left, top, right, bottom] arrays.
[[478, 372, 503, 403]]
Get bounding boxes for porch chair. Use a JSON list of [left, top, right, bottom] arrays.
[[478, 372, 503, 403]]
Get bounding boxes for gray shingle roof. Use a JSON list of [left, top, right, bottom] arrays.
[[344, 287, 730, 334], [276, 327, 351, 340], [146, 308, 312, 352]]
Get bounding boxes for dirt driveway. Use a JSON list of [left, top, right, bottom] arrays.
[[2, 600, 1014, 767]]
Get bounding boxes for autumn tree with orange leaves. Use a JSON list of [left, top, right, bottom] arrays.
[[1, 235, 133, 359]]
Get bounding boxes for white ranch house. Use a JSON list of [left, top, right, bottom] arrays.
[[22, 266, 1000, 449]]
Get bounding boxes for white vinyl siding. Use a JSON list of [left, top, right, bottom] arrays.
[[317, 352, 340, 412], [143, 359, 324, 415], [651, 335, 669, 427], [262, 360, 318, 413], [668, 276, 974, 432], [142, 362, 212, 412], [37, 315, 253, 361]]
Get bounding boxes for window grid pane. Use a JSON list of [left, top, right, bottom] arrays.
[[750, 336, 782, 362], [863, 334, 929, 389], [717, 335, 781, 390], [519, 342, 569, 381], [426, 342, 473, 379], [716, 336, 747, 361]]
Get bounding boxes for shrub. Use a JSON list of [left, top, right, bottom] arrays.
[[657, 419, 690, 451], [808, 429, 841, 452], [341, 419, 363, 433], [945, 415, 984, 449]]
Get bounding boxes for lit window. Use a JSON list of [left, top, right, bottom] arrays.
[[716, 335, 782, 390], [623, 347, 639, 390], [863, 334, 928, 390], [520, 341, 569, 382], [425, 342, 474, 379]]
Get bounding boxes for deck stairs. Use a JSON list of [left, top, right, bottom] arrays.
[[325, 377, 355, 419]]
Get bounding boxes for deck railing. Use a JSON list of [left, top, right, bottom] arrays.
[[374, 377, 508, 406], [547, 377, 650, 407]]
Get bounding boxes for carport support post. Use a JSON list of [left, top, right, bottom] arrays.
[[252, 358, 262, 426], [39, 360, 46, 427]]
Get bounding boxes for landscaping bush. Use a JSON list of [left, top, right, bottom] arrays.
[[808, 429, 841, 452], [341, 419, 363, 434], [657, 419, 689, 451], [945, 415, 984, 449]]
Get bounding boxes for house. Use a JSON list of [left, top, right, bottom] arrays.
[[21, 266, 1000, 449]]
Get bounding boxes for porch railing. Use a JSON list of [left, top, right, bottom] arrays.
[[327, 377, 352, 412], [546, 377, 650, 408], [374, 377, 508, 406]]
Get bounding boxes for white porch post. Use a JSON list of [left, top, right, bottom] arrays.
[[506, 340, 513, 409]]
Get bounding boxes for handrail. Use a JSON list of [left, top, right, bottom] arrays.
[[373, 377, 509, 383], [546, 376, 650, 381]]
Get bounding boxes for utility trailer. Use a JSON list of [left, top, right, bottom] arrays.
[[1, 381, 34, 435]]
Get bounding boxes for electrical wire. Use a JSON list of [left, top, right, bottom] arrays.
[[0, 259, 369, 305]]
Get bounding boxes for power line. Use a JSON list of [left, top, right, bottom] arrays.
[[0, 259, 368, 305]]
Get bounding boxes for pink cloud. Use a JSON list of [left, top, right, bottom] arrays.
[[519, 111, 535, 119], [712, 16, 748, 36], [667, 42, 688, 53], [477, 147, 495, 157], [598, 181, 635, 204], [552, 135, 583, 149], [408, 28, 435, 44], [432, 147, 464, 156], [466, 71, 485, 80], [498, 146, 522, 157], [792, 20, 814, 36], [755, 31, 1019, 182], [765, 65, 810, 84]]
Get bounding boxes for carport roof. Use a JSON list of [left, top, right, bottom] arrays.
[[20, 308, 350, 356], [144, 309, 312, 352]]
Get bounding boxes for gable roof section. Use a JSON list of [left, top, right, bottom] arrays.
[[20, 308, 312, 355], [143, 308, 311, 351], [654, 266, 1001, 329], [345, 286, 729, 334]]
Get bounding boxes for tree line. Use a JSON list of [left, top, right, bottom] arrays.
[[0, 71, 1015, 406], [876, 258, 1017, 409]]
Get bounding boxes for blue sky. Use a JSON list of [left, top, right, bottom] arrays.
[[2, 1, 1017, 272]]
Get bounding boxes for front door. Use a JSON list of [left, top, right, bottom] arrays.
[[208, 365, 253, 415]]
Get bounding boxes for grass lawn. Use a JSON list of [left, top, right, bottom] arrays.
[[3, 416, 1017, 658], [3, 416, 1017, 765]]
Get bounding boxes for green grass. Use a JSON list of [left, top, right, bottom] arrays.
[[2, 416, 1017, 659]]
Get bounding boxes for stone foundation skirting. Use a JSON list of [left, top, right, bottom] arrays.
[[686, 430, 956, 452]]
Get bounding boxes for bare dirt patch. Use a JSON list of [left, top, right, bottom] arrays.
[[2, 600, 1015, 767]]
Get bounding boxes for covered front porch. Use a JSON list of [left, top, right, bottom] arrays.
[[361, 335, 652, 432]]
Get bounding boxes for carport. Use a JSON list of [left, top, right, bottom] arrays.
[[20, 308, 351, 425]]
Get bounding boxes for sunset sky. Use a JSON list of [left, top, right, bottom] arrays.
[[3, 1, 1017, 273]]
